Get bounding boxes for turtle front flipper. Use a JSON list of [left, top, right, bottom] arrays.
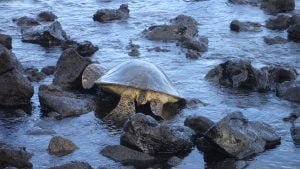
[[103, 95, 135, 124], [150, 99, 165, 119]]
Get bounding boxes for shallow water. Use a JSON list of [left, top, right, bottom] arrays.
[[1, 0, 300, 168]]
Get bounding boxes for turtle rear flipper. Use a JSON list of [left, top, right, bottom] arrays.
[[150, 99, 165, 119], [103, 95, 135, 123]]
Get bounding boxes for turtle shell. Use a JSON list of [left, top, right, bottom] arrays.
[[95, 60, 181, 99]]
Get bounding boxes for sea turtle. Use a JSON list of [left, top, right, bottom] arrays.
[[93, 60, 182, 122]]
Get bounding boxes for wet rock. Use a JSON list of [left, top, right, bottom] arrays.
[[38, 85, 96, 118], [0, 45, 34, 106], [184, 115, 215, 137], [205, 111, 280, 159], [291, 126, 300, 147], [101, 145, 155, 166], [263, 66, 297, 84], [180, 36, 208, 52], [263, 36, 288, 45], [62, 40, 99, 57], [261, 0, 295, 14], [186, 49, 201, 59], [126, 41, 140, 57], [22, 21, 68, 46], [53, 48, 92, 89], [82, 63, 105, 89], [230, 20, 262, 32], [205, 59, 258, 89], [48, 136, 78, 156], [15, 16, 40, 27], [170, 14, 199, 37], [265, 14, 291, 30], [0, 143, 33, 169], [288, 23, 300, 42], [41, 65, 56, 75], [37, 11, 58, 22], [120, 113, 195, 154], [24, 67, 47, 82], [147, 47, 170, 52], [228, 0, 261, 5], [289, 14, 300, 26], [49, 161, 93, 169], [167, 156, 182, 167], [0, 34, 12, 49], [93, 4, 129, 22], [276, 80, 300, 103]]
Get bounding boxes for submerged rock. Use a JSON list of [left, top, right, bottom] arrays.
[[48, 136, 78, 156], [49, 161, 93, 169], [120, 113, 195, 154], [0, 45, 33, 106], [263, 36, 288, 45], [230, 20, 262, 32], [53, 48, 92, 89], [15, 16, 40, 27], [288, 23, 300, 42], [0, 34, 12, 49], [101, 145, 155, 166], [38, 85, 96, 118], [205, 112, 280, 159], [93, 4, 129, 22], [265, 14, 291, 30], [184, 115, 215, 137], [261, 0, 295, 14], [0, 143, 33, 169], [37, 11, 58, 22], [24, 67, 47, 82], [276, 80, 300, 103], [22, 21, 68, 46], [62, 40, 99, 57]]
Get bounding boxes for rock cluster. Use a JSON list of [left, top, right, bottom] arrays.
[[93, 4, 129, 22]]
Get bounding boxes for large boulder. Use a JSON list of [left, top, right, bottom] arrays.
[[261, 0, 295, 14], [205, 112, 281, 159], [38, 85, 96, 118], [93, 4, 129, 22], [101, 145, 155, 167], [48, 136, 78, 156], [22, 21, 68, 46], [49, 161, 92, 169], [0, 45, 33, 106], [205, 59, 258, 89], [0, 143, 33, 169], [276, 80, 300, 103], [288, 23, 300, 42], [230, 20, 262, 32], [53, 48, 92, 89], [120, 113, 195, 154], [0, 34, 12, 49], [265, 14, 291, 30]]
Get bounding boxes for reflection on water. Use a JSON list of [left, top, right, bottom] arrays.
[[0, 0, 300, 168]]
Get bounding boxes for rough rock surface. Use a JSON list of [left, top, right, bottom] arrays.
[[0, 143, 33, 169], [53, 48, 92, 89], [205, 112, 281, 159], [261, 0, 295, 14], [276, 80, 300, 103], [41, 66, 56, 75], [93, 4, 129, 22], [38, 85, 96, 118], [184, 115, 215, 136], [62, 40, 99, 57], [230, 20, 262, 32], [101, 145, 155, 166], [265, 14, 291, 30], [120, 113, 195, 154], [288, 23, 300, 42], [0, 34, 12, 49], [49, 161, 93, 169], [15, 16, 40, 27], [48, 136, 78, 156], [37, 11, 58, 22], [0, 45, 34, 106], [24, 67, 47, 82]]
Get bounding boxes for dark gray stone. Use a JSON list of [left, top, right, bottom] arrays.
[[170, 14, 199, 37], [120, 113, 195, 154], [38, 85, 96, 118], [263, 36, 288, 45], [265, 14, 291, 30], [15, 16, 40, 27], [49, 161, 93, 169], [24, 67, 47, 82], [53, 48, 92, 89], [290, 14, 300, 26], [0, 45, 34, 106], [0, 34, 12, 49], [48, 136, 78, 156], [62, 40, 99, 57], [0, 143, 33, 169], [230, 20, 262, 32], [205, 111, 280, 159], [261, 0, 295, 14], [228, 0, 261, 5], [180, 36, 208, 52], [93, 4, 129, 22], [41, 65, 56, 75], [276, 80, 300, 103], [184, 115, 215, 136], [37, 11, 58, 22], [288, 23, 300, 42], [101, 145, 155, 166]]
